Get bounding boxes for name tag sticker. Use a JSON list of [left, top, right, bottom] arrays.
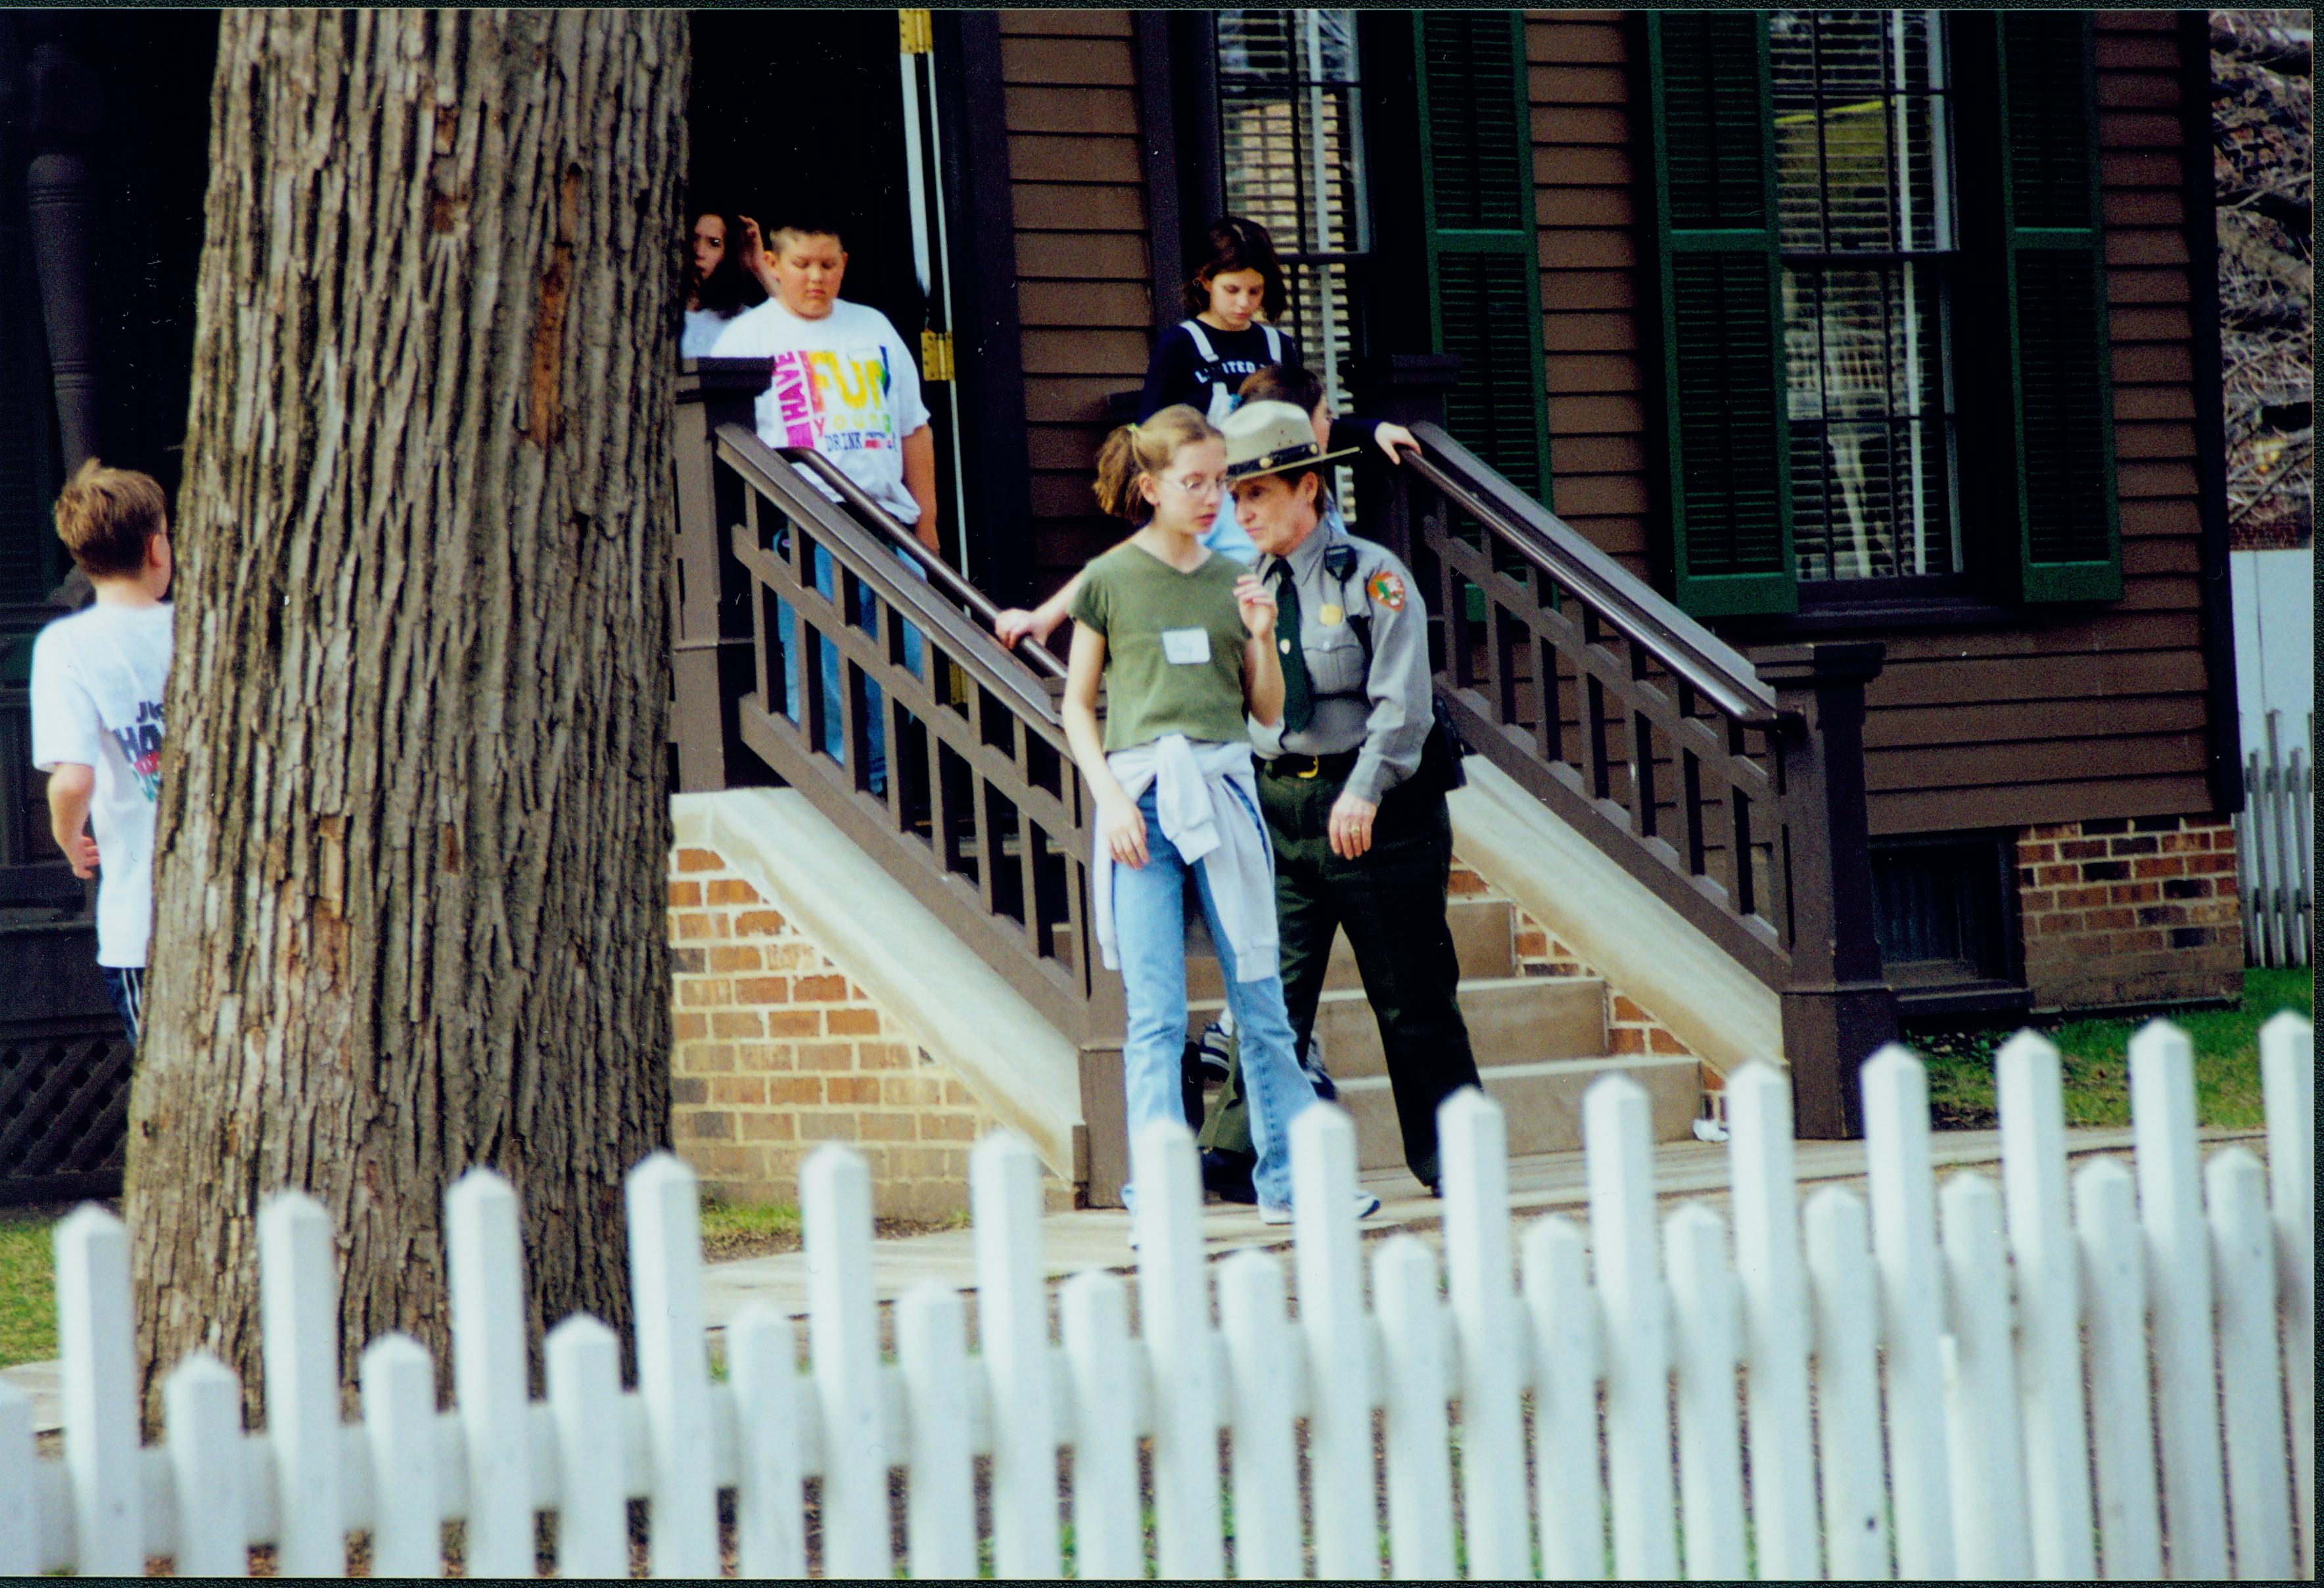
[[1161, 627, 1213, 666]]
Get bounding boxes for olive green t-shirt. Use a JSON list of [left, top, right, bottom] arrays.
[[1069, 541, 1250, 752]]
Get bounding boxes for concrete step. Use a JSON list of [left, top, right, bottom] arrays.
[[1191, 973, 1606, 1081], [1186, 895, 1518, 1001], [1338, 1055, 1700, 1172]]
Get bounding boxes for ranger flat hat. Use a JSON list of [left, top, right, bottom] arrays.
[[1220, 398, 1362, 483]]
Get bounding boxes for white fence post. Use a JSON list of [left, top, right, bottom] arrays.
[[1995, 1031, 2096, 1579], [1372, 1234, 1455, 1581], [1721, 1062, 1818, 1581], [543, 1314, 633, 1579], [626, 1151, 720, 1578], [724, 1303, 809, 1579], [1859, 1044, 1955, 1579], [895, 1282, 976, 1579], [1585, 1073, 1677, 1580], [2073, 1159, 2162, 1580], [801, 1143, 891, 1581], [1437, 1087, 1529, 1581], [1219, 1249, 1301, 1580], [1059, 1270, 1143, 1580], [257, 1191, 342, 1576], [445, 1170, 534, 1577], [1663, 1202, 1746, 1580], [1290, 1103, 1378, 1581], [2130, 1019, 2230, 1578], [2206, 1148, 2294, 1580], [359, 1333, 442, 1578], [1520, 1213, 1604, 1579], [56, 1205, 143, 1577], [2260, 1011, 2314, 1576], [162, 1351, 246, 1577], [1939, 1171, 2030, 1578], [971, 1131, 1061, 1578], [1133, 1117, 1225, 1579], [1801, 1187, 1891, 1580]]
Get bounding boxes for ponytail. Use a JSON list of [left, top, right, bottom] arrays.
[[1092, 404, 1219, 524]]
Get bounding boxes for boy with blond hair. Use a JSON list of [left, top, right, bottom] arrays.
[[30, 460, 174, 1044]]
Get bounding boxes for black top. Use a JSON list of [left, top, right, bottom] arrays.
[[1137, 320, 1305, 419]]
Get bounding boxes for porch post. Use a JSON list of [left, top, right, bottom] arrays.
[[671, 360, 768, 793], [1352, 350, 1458, 568], [1758, 641, 1897, 1139]]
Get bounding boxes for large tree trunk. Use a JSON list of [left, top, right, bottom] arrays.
[[128, 10, 686, 1413]]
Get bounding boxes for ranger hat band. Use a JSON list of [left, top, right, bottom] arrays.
[[1220, 398, 1362, 482]]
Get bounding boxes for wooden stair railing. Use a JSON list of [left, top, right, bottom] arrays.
[[1377, 421, 1899, 1137]]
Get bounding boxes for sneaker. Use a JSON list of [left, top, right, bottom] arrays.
[[1298, 1032, 1336, 1103], [1201, 1149, 1257, 1205], [1194, 1019, 1234, 1083], [1258, 1190, 1382, 1225]]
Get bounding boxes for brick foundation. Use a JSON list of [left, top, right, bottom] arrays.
[[2017, 815, 2244, 1013], [667, 845, 1022, 1219]]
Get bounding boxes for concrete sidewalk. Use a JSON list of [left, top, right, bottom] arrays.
[[2, 1123, 2267, 1436]]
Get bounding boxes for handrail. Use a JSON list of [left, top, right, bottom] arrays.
[[1405, 421, 1783, 727], [778, 446, 1069, 682]]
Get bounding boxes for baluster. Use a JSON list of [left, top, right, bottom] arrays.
[[446, 1170, 534, 1577], [1725, 722, 1757, 918], [1520, 1214, 1603, 1579], [1134, 1118, 1224, 1577], [1585, 1073, 1677, 1579], [626, 1152, 720, 1577], [894, 1283, 975, 1579], [1438, 1089, 1528, 1579], [2208, 1149, 2294, 1579], [1219, 1251, 1301, 1580], [802, 1144, 891, 1580], [162, 1352, 246, 1577], [2131, 1019, 2229, 1577], [1859, 1045, 1953, 1577], [1290, 1104, 1378, 1580], [1801, 1188, 1890, 1579], [1373, 1236, 1455, 1581], [544, 1315, 632, 1579], [1940, 1172, 2030, 1578], [2073, 1159, 2161, 1579], [972, 1133, 1060, 1577], [1585, 664, 1613, 806], [1723, 1063, 1818, 1579], [360, 1335, 442, 1578], [2260, 1012, 2313, 1574], [1059, 1271, 1142, 1579], [1627, 647, 1658, 842], [256, 1192, 343, 1576], [1663, 1204, 1746, 1580], [1483, 582, 1512, 732]]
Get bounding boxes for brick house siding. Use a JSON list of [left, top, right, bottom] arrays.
[[2016, 815, 2244, 1011]]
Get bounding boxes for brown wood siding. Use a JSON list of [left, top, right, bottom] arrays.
[[1000, 11, 1152, 592], [1524, 10, 2219, 837]]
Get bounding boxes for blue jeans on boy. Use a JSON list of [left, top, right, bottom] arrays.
[[778, 542, 925, 793], [1112, 783, 1315, 1213]]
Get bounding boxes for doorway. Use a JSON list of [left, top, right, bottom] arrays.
[[687, 11, 973, 574]]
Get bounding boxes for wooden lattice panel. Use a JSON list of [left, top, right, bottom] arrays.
[[0, 1023, 131, 1205]]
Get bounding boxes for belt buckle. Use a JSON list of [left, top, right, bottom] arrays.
[[1295, 757, 1321, 780]]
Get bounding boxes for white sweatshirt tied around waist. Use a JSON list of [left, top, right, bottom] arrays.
[[1091, 734, 1278, 983]]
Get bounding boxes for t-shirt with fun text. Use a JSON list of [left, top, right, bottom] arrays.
[[708, 297, 933, 525], [30, 602, 173, 968]]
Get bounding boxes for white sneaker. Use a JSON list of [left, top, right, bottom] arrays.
[[1258, 1190, 1381, 1225]]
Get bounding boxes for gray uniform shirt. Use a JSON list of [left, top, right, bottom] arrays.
[[1247, 502, 1433, 805]]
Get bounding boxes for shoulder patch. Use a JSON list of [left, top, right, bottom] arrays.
[[1366, 569, 1407, 612]]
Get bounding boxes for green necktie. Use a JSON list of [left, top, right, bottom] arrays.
[[1268, 561, 1314, 733]]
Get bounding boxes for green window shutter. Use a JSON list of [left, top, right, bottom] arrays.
[[1997, 12, 2120, 603], [1414, 12, 1551, 502], [1643, 12, 1795, 617]]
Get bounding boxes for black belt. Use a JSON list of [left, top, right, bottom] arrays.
[[1261, 749, 1360, 780]]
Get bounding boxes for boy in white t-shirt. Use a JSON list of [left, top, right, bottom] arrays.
[[709, 220, 935, 792], [30, 461, 174, 1045]]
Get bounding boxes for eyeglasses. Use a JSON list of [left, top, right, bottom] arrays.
[[1163, 473, 1224, 500]]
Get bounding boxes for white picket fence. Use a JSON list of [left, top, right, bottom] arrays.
[[2, 1016, 2312, 1579], [2238, 709, 2313, 968]]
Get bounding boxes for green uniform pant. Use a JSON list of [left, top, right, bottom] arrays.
[[1199, 768, 1481, 1186]]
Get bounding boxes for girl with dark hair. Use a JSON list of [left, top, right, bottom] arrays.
[[1137, 216, 1297, 427], [680, 208, 766, 356]]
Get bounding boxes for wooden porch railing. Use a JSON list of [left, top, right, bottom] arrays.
[[1370, 421, 1899, 1136], [671, 366, 1130, 1200]]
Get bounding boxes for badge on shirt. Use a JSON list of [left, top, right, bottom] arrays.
[[1161, 627, 1213, 666], [1367, 570, 1407, 612], [1318, 603, 1343, 626]]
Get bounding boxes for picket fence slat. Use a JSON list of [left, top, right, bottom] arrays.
[[1585, 1075, 1678, 1579], [1860, 1046, 1955, 1579], [1939, 1173, 2031, 1578], [2131, 1019, 2231, 1579], [1801, 1188, 1891, 1580], [2237, 711, 2313, 968], [10, 1017, 2315, 1580], [2074, 1159, 2163, 1580], [1997, 1032, 2097, 1579], [2260, 1011, 2315, 1577], [1439, 1089, 1530, 1581]]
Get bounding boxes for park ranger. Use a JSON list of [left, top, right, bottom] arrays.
[[1198, 399, 1481, 1195]]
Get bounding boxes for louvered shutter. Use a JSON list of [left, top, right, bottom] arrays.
[[1413, 12, 1550, 500], [1643, 12, 1796, 617], [1998, 12, 2121, 602]]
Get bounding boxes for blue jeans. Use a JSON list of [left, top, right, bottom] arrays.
[[1112, 785, 1314, 1212], [777, 542, 925, 792], [101, 965, 146, 1047]]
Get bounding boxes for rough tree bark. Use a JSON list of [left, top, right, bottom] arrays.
[[127, 10, 687, 1412]]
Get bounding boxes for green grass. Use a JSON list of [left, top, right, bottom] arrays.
[[1914, 968, 2312, 1131], [697, 1196, 801, 1248], [0, 1213, 57, 1368]]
